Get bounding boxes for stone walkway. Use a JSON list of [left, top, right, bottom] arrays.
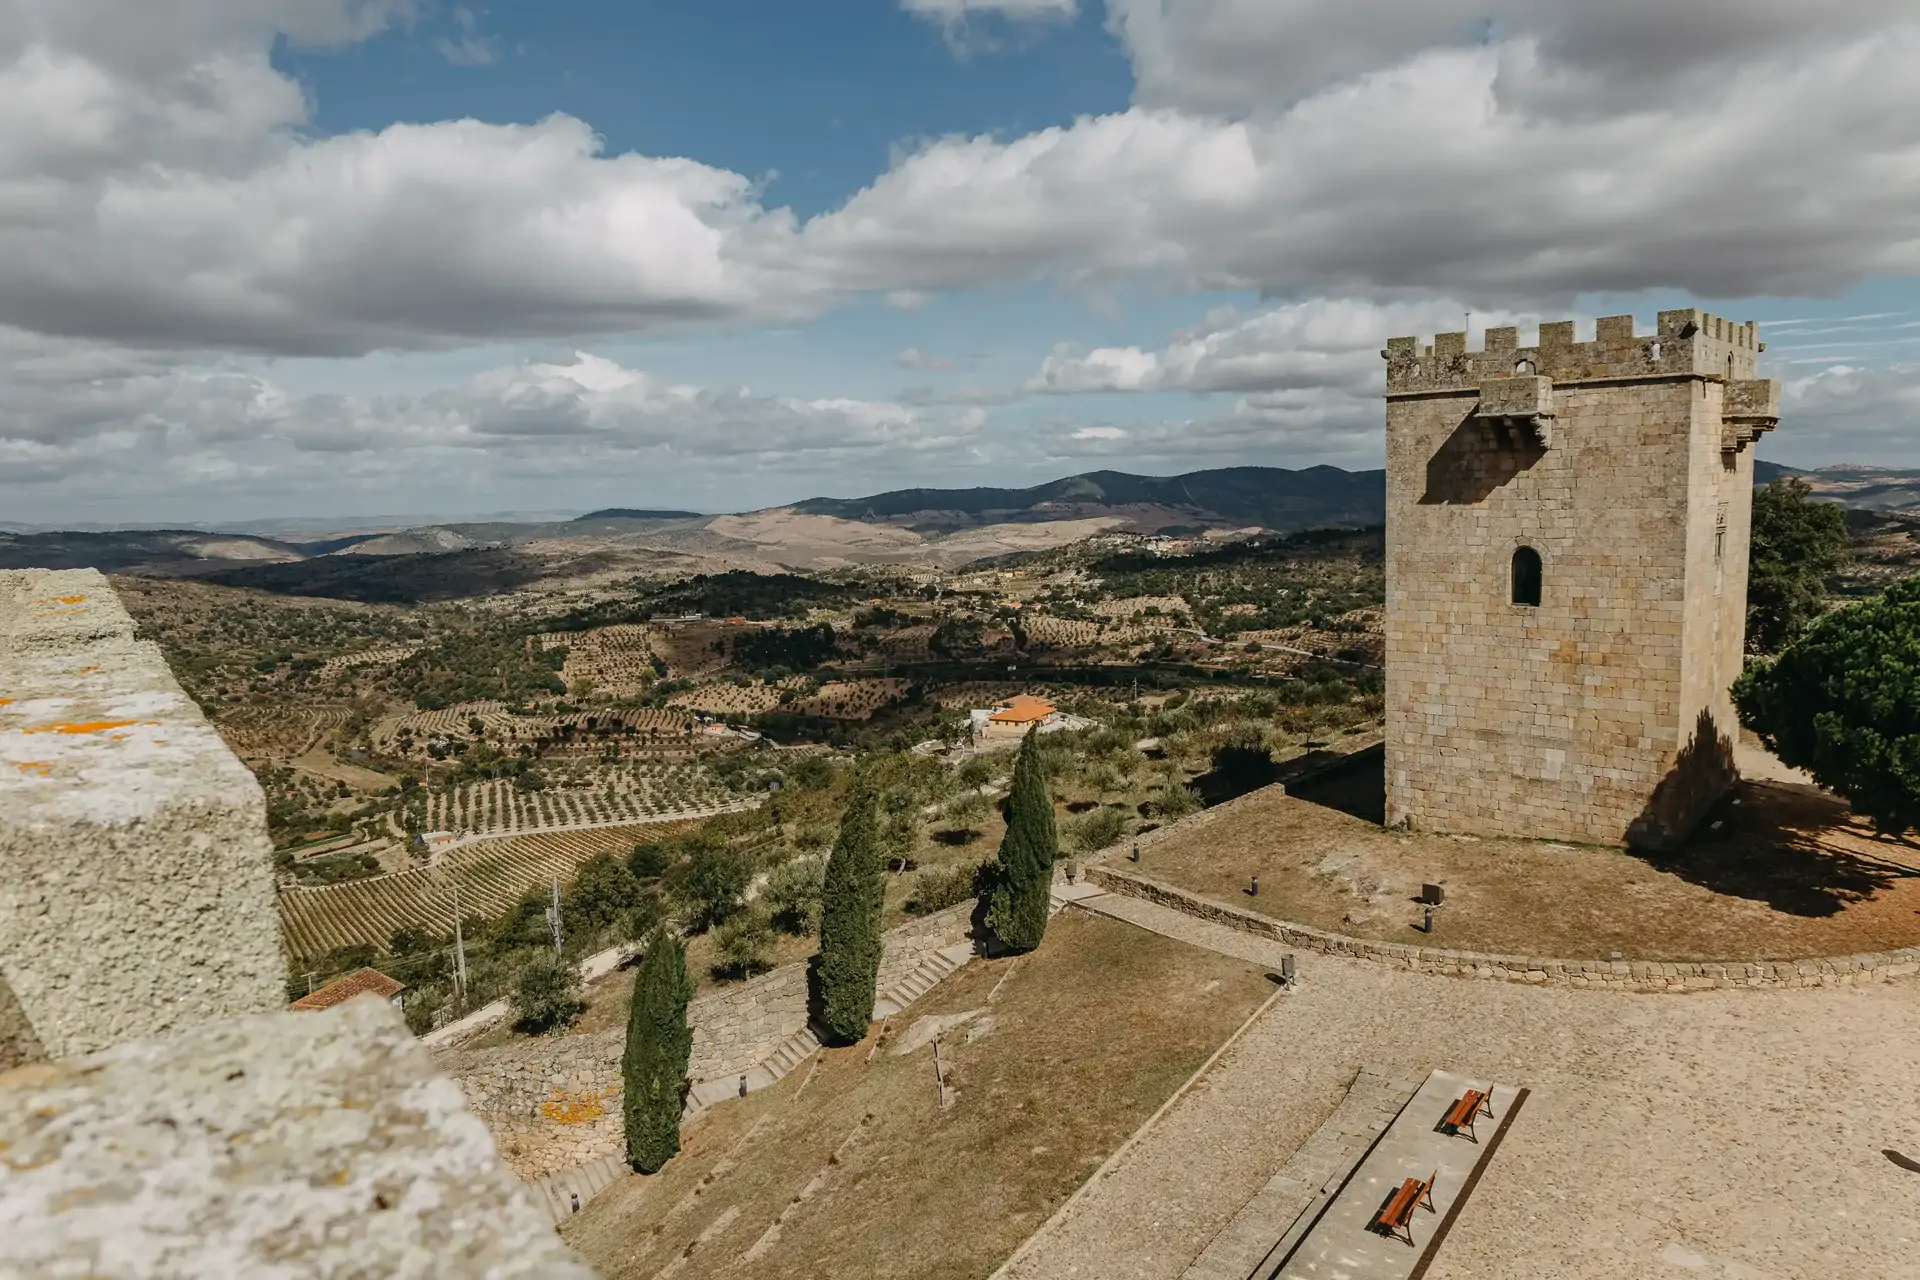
[[1184, 1064, 1424, 1280], [1014, 890, 1920, 1280]]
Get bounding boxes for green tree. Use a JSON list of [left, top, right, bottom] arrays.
[[511, 952, 583, 1034], [816, 788, 886, 1043], [563, 851, 642, 941], [763, 854, 827, 934], [623, 927, 693, 1174], [1748, 477, 1850, 653], [671, 842, 755, 929], [1734, 578, 1920, 835], [987, 731, 1059, 951]]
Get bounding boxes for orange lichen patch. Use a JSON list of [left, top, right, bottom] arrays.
[[20, 719, 156, 736], [541, 1086, 617, 1125], [13, 762, 52, 776], [31, 610, 83, 618], [0, 699, 12, 707], [72, 666, 101, 675], [29, 596, 88, 605]]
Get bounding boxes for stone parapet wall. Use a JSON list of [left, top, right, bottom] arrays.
[[444, 900, 978, 1179], [1085, 864, 1920, 994], [0, 998, 593, 1278], [0, 568, 287, 1066]]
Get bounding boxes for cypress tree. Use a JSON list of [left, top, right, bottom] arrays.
[[623, 925, 693, 1174], [817, 787, 886, 1043], [987, 729, 1059, 951]]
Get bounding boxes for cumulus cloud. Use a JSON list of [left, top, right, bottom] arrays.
[[806, 28, 1920, 303], [1026, 298, 1521, 394], [1109, 0, 1902, 114]]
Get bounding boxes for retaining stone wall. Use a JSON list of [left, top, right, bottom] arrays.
[[1085, 864, 1920, 994], [444, 899, 977, 1179]]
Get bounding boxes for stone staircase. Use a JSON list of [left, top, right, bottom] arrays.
[[873, 940, 975, 1019], [531, 936, 983, 1229], [532, 1154, 628, 1228]]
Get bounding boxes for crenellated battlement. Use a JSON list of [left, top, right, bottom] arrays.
[[1386, 310, 1764, 397]]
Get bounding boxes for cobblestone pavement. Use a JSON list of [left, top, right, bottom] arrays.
[[1015, 895, 1920, 1280]]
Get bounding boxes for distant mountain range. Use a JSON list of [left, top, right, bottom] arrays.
[[789, 465, 1386, 533], [5, 462, 1915, 596]]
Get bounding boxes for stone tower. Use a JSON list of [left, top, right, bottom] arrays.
[[1382, 311, 1780, 850]]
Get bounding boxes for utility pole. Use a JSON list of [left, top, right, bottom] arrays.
[[545, 874, 563, 958], [451, 879, 469, 1005]]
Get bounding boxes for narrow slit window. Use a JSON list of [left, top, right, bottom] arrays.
[[1511, 546, 1543, 607]]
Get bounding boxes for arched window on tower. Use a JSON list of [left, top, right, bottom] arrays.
[[1511, 546, 1542, 607]]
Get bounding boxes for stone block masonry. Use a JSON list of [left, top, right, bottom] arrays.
[[0, 568, 287, 1066], [0, 998, 593, 1279], [1383, 311, 1778, 849]]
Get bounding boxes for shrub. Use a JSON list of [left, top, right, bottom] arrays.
[[623, 928, 692, 1174], [905, 860, 988, 915], [511, 952, 583, 1034], [763, 855, 827, 933], [714, 907, 777, 979], [564, 851, 643, 940], [1070, 805, 1129, 854], [1153, 780, 1202, 820]]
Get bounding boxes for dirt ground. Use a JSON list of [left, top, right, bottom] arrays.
[[560, 912, 1275, 1280], [1131, 752, 1920, 962]]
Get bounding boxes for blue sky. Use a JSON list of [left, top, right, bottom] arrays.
[[4, 1, 1920, 524]]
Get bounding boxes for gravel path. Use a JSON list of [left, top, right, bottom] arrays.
[[1016, 897, 1920, 1280]]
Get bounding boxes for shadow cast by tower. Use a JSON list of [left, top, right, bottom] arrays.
[[1419, 412, 1546, 505]]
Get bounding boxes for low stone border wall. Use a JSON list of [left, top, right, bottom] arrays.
[[1085, 864, 1920, 993]]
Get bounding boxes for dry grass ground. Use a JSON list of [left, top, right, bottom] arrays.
[[1135, 755, 1920, 962], [561, 912, 1275, 1280]]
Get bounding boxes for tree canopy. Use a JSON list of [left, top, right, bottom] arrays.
[[816, 787, 886, 1043], [987, 731, 1059, 951], [1734, 577, 1920, 835], [1747, 478, 1850, 654], [623, 927, 693, 1173]]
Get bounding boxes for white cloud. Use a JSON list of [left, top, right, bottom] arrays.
[[895, 346, 956, 371], [1071, 426, 1125, 439], [436, 7, 499, 67], [901, 0, 1079, 53], [0, 332, 987, 520], [1026, 298, 1520, 394], [806, 28, 1920, 304], [1108, 0, 1902, 114]]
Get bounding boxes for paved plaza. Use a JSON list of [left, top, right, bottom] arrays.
[[1005, 893, 1920, 1280]]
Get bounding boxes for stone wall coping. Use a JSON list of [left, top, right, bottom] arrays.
[[1085, 863, 1920, 994]]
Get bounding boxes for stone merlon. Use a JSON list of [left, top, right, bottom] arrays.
[[1, 568, 288, 1065], [1384, 310, 1768, 397]]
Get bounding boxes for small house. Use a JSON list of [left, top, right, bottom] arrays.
[[289, 967, 406, 1014]]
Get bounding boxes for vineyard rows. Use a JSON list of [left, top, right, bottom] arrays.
[[418, 764, 734, 836], [278, 823, 696, 958], [531, 624, 658, 693], [317, 644, 420, 679], [376, 702, 697, 751], [216, 704, 351, 757]]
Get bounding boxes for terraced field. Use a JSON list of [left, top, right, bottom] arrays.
[[668, 682, 783, 716], [418, 762, 734, 836], [216, 704, 352, 758], [791, 678, 909, 720], [1022, 615, 1103, 647], [316, 643, 420, 679], [532, 623, 658, 694], [278, 814, 740, 957]]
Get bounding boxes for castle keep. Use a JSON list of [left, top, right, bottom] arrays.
[[1382, 311, 1780, 849]]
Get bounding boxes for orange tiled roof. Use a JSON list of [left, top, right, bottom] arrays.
[[988, 695, 1056, 724], [289, 967, 405, 1012]]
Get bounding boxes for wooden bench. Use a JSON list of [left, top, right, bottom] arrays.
[[1440, 1088, 1495, 1143], [1372, 1171, 1437, 1246]]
